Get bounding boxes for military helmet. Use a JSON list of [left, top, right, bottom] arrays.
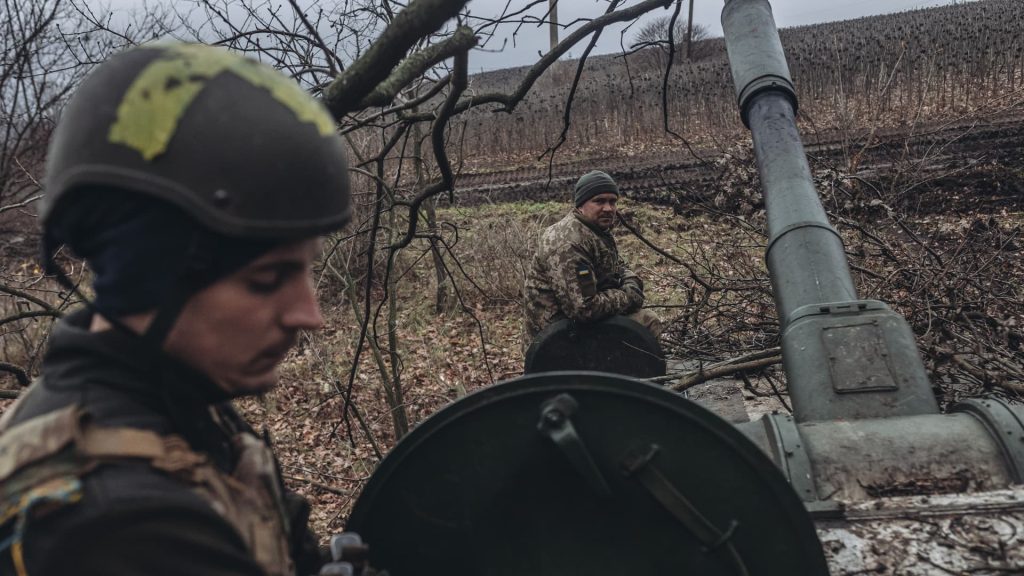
[[42, 42, 351, 243]]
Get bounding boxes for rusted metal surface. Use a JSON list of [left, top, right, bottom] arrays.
[[800, 414, 1012, 501], [818, 488, 1024, 575]]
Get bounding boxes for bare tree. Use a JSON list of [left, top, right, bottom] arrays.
[[117, 0, 677, 445], [0, 0, 174, 388], [631, 14, 709, 68], [0, 0, 112, 214]]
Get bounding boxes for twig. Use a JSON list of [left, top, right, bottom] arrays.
[[657, 0, 710, 167], [282, 474, 348, 495], [617, 213, 716, 290], [539, 0, 620, 171], [285, 0, 342, 75], [0, 193, 43, 215], [763, 370, 792, 413]]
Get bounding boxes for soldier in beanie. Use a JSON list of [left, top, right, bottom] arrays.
[[524, 170, 662, 342], [0, 43, 372, 576]]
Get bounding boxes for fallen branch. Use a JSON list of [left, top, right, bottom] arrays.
[[646, 347, 782, 390], [0, 282, 62, 314], [0, 362, 30, 387], [671, 356, 782, 391]]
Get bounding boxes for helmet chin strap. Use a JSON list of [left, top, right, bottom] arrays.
[[46, 236, 236, 461], [141, 229, 215, 350], [140, 286, 191, 350], [43, 230, 207, 354]]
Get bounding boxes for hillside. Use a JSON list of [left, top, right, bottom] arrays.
[[455, 0, 1024, 165]]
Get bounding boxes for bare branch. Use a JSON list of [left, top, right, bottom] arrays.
[[388, 46, 469, 250], [664, 353, 783, 391], [0, 282, 62, 314], [357, 25, 476, 109], [404, 0, 674, 120], [0, 309, 62, 328], [323, 0, 470, 118], [0, 362, 30, 387]]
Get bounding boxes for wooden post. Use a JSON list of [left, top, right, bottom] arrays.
[[686, 0, 695, 59], [549, 0, 559, 51]]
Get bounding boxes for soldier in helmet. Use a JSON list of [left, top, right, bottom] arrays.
[[524, 170, 662, 341], [0, 43, 353, 575]]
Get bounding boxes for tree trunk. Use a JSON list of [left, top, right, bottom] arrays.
[[412, 122, 451, 313]]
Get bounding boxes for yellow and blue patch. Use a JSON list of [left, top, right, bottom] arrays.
[[0, 476, 82, 576]]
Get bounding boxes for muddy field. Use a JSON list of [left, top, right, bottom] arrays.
[[448, 115, 1024, 215]]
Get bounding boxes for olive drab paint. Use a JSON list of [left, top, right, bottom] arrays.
[[42, 42, 352, 241], [721, 5, 1024, 572], [108, 43, 335, 161]]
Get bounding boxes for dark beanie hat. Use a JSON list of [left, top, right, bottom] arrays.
[[574, 170, 619, 207], [45, 189, 277, 320]]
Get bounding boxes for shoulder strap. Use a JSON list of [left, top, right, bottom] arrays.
[[0, 406, 81, 484], [78, 427, 171, 460], [0, 404, 205, 484], [77, 425, 208, 474]]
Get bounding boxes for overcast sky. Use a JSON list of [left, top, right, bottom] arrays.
[[461, 0, 968, 72], [103, 0, 970, 72]]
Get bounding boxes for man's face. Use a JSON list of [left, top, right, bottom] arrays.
[[163, 238, 324, 395], [576, 192, 619, 230]]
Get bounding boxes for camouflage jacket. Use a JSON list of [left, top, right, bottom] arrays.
[[524, 212, 642, 338], [0, 310, 322, 576]]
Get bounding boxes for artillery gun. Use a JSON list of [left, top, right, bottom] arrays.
[[343, 1, 1024, 573]]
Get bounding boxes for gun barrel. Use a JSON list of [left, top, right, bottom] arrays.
[[723, 0, 857, 327], [749, 93, 858, 327], [721, 0, 938, 421]]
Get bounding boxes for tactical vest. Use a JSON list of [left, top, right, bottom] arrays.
[[0, 403, 294, 576]]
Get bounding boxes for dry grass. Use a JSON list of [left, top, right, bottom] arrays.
[[2, 195, 1020, 540], [242, 199, 769, 537]]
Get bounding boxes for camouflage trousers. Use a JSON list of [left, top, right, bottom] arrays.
[[627, 309, 664, 338]]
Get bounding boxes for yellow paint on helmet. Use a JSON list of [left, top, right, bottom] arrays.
[[108, 43, 335, 161]]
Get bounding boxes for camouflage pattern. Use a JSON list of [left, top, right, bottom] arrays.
[[0, 398, 297, 576], [525, 212, 644, 338], [626, 309, 663, 337]]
